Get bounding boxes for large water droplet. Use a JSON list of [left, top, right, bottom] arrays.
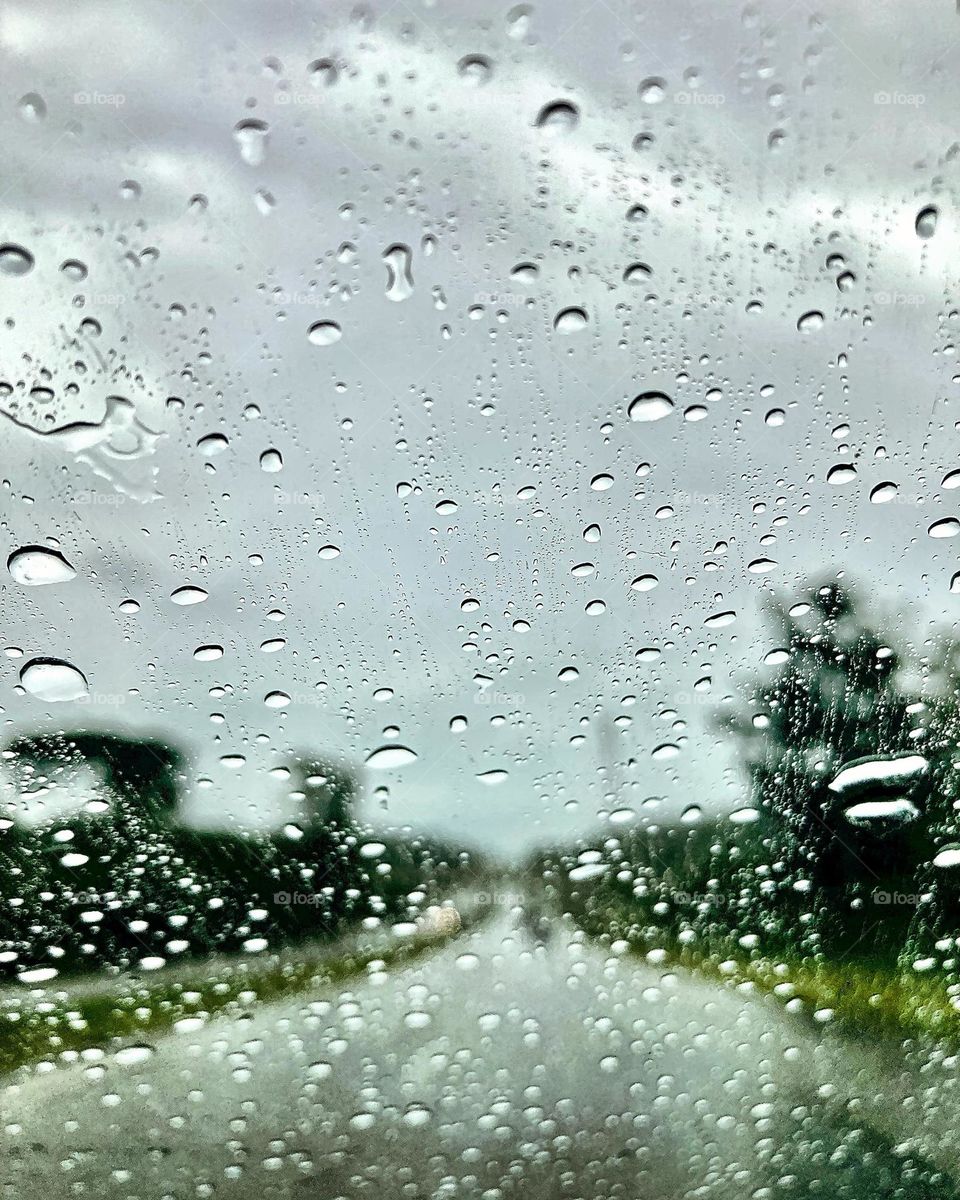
[[929, 518, 960, 539], [535, 100, 580, 135], [308, 58, 339, 87], [383, 243, 414, 302], [308, 320, 342, 346], [171, 585, 209, 605], [20, 657, 88, 702], [631, 574, 659, 591], [704, 610, 737, 628], [0, 243, 34, 276], [826, 463, 856, 485], [114, 1044, 155, 1067], [628, 391, 674, 421], [639, 77, 666, 103], [870, 481, 898, 504], [7, 546, 76, 585], [476, 769, 508, 785], [797, 309, 824, 333], [457, 54, 493, 85], [554, 306, 588, 334], [365, 745, 417, 769], [18, 92, 47, 122], [916, 205, 939, 239], [233, 118, 269, 166]]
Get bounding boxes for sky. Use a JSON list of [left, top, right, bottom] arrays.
[[1, 0, 960, 857]]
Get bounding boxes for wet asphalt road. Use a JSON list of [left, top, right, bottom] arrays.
[[0, 910, 955, 1200]]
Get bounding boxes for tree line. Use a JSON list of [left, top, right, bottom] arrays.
[[0, 733, 472, 981], [531, 581, 960, 972]]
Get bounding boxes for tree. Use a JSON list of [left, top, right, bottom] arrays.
[[7, 731, 183, 826], [725, 581, 953, 962], [294, 756, 357, 830]]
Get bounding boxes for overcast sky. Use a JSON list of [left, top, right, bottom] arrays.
[[1, 0, 959, 857]]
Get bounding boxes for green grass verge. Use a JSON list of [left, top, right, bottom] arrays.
[[0, 906, 489, 1078], [581, 912, 960, 1049]]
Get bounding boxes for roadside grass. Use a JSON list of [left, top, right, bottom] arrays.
[[0, 905, 489, 1078], [581, 908, 960, 1049]]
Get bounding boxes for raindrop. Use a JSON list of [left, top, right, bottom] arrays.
[[870, 481, 898, 503], [554, 306, 588, 334], [233, 118, 269, 166], [457, 54, 493, 85], [383, 243, 414, 301], [18, 92, 46, 121], [704, 610, 737, 628], [366, 745, 417, 769], [826, 463, 857, 485], [264, 690, 291, 708], [535, 99, 580, 135], [797, 310, 824, 333], [170, 586, 208, 605], [308, 320, 342, 346], [929, 518, 960, 539], [510, 261, 539, 284], [260, 449, 283, 472], [590, 472, 614, 490], [318, 544, 341, 559], [639, 77, 666, 103], [630, 574, 659, 591], [628, 391, 674, 421], [198, 433, 229, 457], [114, 1045, 155, 1067], [583, 524, 601, 542], [308, 58, 339, 87], [623, 262, 652, 284], [193, 645, 223, 662], [20, 657, 88, 702], [476, 769, 508, 785], [915, 205, 939, 239], [506, 4, 533, 39], [0, 244, 34, 276], [7, 546, 75, 585], [60, 258, 88, 281]]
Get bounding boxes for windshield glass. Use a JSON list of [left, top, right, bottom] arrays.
[[2, 2, 960, 1198]]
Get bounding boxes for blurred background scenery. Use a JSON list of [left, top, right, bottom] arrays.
[[4, 1, 960, 1197]]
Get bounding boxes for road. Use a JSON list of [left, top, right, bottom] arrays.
[[0, 908, 956, 1200]]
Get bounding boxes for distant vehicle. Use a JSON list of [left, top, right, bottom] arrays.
[[417, 905, 462, 936], [521, 904, 552, 945]]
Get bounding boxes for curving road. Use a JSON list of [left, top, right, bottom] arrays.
[[0, 908, 956, 1200]]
